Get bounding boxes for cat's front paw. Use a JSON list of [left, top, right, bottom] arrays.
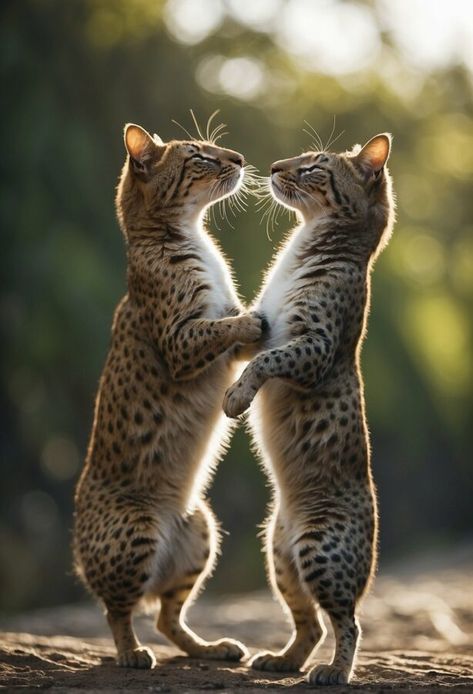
[[223, 379, 258, 418], [233, 312, 263, 344]]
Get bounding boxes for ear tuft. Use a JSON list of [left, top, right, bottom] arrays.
[[355, 133, 392, 176]]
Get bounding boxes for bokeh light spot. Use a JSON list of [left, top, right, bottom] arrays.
[[418, 113, 473, 176], [276, 0, 380, 75], [196, 54, 225, 94], [226, 0, 282, 31], [405, 294, 472, 396], [218, 57, 266, 100], [164, 0, 224, 45], [393, 228, 445, 286], [451, 237, 473, 294], [41, 436, 80, 482], [398, 174, 437, 221], [378, 0, 473, 73]]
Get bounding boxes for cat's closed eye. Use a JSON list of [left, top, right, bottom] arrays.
[[300, 164, 324, 174], [191, 153, 219, 165]]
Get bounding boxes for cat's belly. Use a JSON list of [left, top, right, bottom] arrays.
[[249, 380, 307, 489]]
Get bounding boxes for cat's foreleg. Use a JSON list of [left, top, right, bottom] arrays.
[[223, 332, 335, 418], [163, 313, 263, 381]]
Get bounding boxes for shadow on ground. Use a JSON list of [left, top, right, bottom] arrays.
[[1, 549, 472, 692]]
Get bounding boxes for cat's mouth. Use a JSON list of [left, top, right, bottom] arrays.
[[213, 169, 242, 200], [270, 177, 284, 197], [271, 177, 298, 210]]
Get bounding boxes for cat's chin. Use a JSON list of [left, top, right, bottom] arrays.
[[210, 176, 242, 205], [270, 187, 300, 215], [271, 186, 327, 224]]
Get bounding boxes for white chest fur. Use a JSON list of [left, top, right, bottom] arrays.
[[194, 226, 239, 318], [254, 223, 312, 346]]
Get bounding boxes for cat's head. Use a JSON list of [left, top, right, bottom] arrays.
[[270, 134, 395, 255], [117, 123, 245, 233]]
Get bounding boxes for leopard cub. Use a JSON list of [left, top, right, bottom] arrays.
[[74, 123, 261, 668], [224, 134, 395, 685]]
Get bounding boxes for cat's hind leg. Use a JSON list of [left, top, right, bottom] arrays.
[[307, 611, 360, 686], [294, 517, 370, 685], [157, 501, 249, 661], [75, 498, 162, 669], [251, 512, 326, 673], [107, 609, 156, 669]]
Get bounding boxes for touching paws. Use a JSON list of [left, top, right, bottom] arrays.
[[223, 377, 258, 418], [233, 312, 263, 344]]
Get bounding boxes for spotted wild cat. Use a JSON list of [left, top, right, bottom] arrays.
[[74, 123, 262, 668], [224, 134, 395, 685]]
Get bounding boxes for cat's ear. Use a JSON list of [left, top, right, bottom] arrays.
[[354, 133, 391, 177], [124, 124, 164, 177]]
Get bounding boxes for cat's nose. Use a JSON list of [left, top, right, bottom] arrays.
[[271, 163, 284, 175], [229, 154, 245, 167]]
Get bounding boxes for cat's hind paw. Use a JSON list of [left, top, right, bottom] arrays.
[[307, 663, 350, 685], [251, 651, 301, 672], [117, 646, 156, 669]]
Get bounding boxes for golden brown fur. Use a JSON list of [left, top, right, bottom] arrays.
[[224, 134, 395, 685], [74, 123, 262, 668]]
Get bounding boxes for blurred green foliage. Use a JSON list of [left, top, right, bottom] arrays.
[[1, 0, 472, 612]]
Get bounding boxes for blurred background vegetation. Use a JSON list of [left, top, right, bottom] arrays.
[[1, 0, 472, 613]]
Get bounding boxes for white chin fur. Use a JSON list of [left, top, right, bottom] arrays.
[[216, 170, 242, 203], [270, 181, 299, 213]]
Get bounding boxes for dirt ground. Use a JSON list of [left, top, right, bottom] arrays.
[[1, 549, 473, 692]]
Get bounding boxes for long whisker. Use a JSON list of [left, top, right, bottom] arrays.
[[210, 122, 228, 144], [211, 204, 222, 231], [326, 127, 345, 151], [171, 118, 195, 141], [254, 191, 274, 211], [207, 171, 252, 231], [229, 188, 248, 214], [302, 129, 320, 152], [248, 174, 271, 199], [190, 109, 205, 141], [206, 110, 220, 142], [218, 197, 234, 228], [303, 120, 323, 151], [324, 115, 337, 152], [254, 178, 285, 242], [206, 180, 220, 230]]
